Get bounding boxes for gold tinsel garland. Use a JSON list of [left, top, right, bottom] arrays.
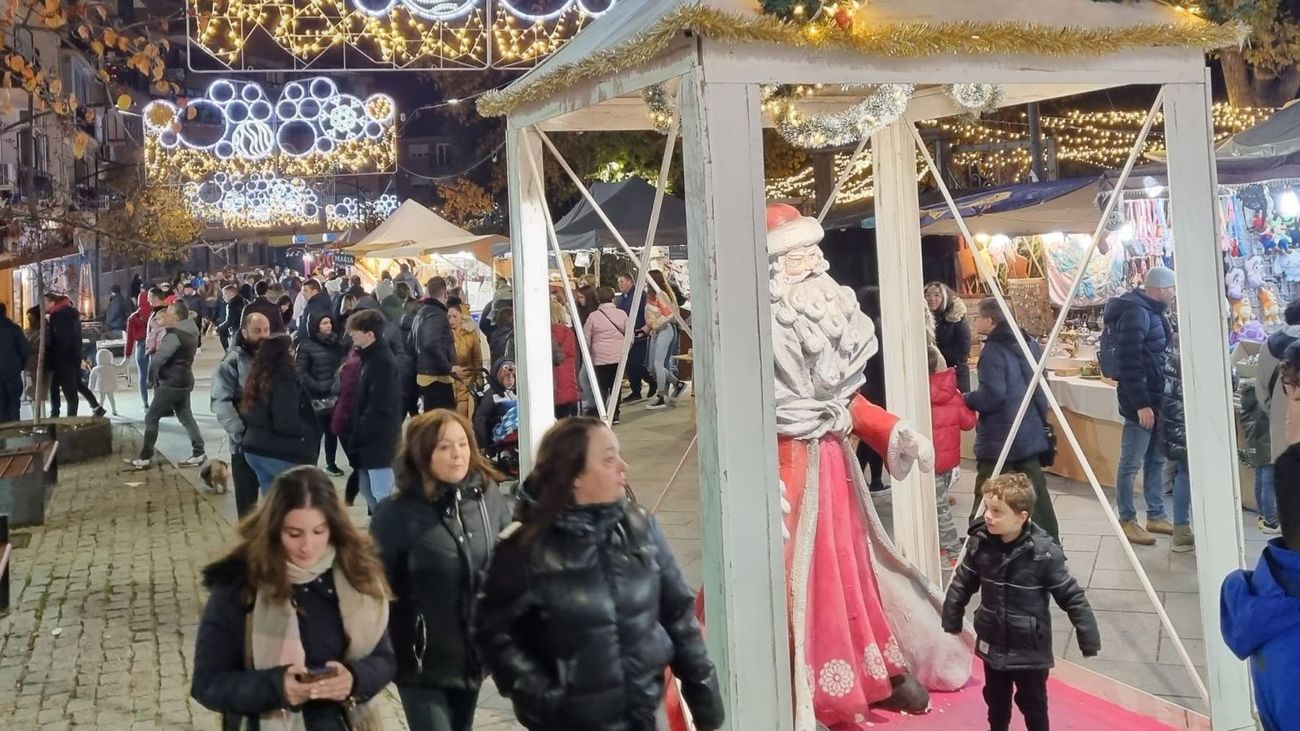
[[477, 3, 1246, 118]]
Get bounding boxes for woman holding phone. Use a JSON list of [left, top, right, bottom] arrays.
[[191, 466, 395, 730]]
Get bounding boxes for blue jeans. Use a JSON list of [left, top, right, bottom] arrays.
[[1172, 458, 1192, 527], [1116, 420, 1166, 522], [245, 453, 301, 495], [1255, 464, 1278, 524], [650, 325, 678, 396], [134, 341, 149, 407], [359, 467, 394, 511]]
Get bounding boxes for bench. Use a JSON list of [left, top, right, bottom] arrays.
[[0, 436, 58, 528], [0, 516, 9, 613]]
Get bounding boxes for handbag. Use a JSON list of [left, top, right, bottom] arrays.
[[312, 396, 338, 414]]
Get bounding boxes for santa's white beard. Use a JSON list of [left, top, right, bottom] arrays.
[[771, 271, 878, 395]]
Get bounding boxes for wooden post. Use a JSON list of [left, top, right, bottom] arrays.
[[680, 71, 793, 731], [506, 125, 555, 472], [1163, 77, 1254, 731], [872, 117, 941, 585]]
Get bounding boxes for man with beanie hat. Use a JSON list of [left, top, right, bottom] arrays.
[[1102, 266, 1176, 546]]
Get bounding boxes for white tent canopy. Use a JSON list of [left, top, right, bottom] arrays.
[[345, 199, 506, 258]]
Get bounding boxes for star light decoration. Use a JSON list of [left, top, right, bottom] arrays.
[[189, 0, 617, 71]]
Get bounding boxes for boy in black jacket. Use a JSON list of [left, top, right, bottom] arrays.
[[942, 473, 1100, 731]]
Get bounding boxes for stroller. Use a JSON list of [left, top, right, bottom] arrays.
[[468, 368, 520, 487]]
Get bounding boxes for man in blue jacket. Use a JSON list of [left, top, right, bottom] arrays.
[[1103, 266, 1175, 546], [1222, 442, 1300, 731]]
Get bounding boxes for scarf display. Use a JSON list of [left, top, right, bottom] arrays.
[[250, 546, 389, 731]]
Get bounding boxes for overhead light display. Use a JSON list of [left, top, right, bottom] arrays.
[[144, 77, 397, 182], [184, 172, 321, 229], [187, 0, 617, 71], [327, 194, 400, 229]]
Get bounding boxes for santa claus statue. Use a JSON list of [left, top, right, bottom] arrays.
[[668, 205, 973, 731], [766, 203, 974, 727]]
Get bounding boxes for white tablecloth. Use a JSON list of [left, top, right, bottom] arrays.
[[1049, 376, 1122, 424]]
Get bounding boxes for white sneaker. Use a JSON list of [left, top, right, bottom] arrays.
[[128, 458, 152, 469], [646, 396, 669, 411], [179, 455, 207, 468]]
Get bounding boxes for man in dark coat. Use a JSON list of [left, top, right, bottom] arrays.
[[296, 278, 333, 340], [243, 280, 286, 334], [103, 284, 129, 336], [1102, 266, 1175, 546], [332, 275, 367, 325], [211, 311, 271, 517], [964, 297, 1058, 542], [0, 302, 30, 422], [616, 272, 657, 403], [42, 292, 99, 418], [342, 309, 402, 513], [216, 284, 247, 352], [409, 276, 457, 412], [943, 473, 1099, 731]]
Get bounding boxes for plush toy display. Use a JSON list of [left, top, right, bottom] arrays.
[[1246, 256, 1267, 288], [1259, 287, 1283, 326], [1226, 267, 1246, 301]]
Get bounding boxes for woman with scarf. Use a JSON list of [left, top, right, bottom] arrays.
[[192, 466, 395, 730], [473, 418, 724, 731], [370, 410, 512, 731]]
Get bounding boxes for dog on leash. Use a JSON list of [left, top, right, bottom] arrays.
[[200, 459, 230, 494]]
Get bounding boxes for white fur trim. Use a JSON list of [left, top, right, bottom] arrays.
[[769, 216, 825, 258]]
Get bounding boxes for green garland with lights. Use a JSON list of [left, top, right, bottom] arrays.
[[760, 0, 824, 22]]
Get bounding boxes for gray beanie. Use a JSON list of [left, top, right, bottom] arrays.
[[1144, 266, 1176, 290]]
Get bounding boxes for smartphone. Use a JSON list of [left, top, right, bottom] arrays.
[[295, 666, 340, 684]]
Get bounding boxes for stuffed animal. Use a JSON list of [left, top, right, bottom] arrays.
[[1226, 267, 1246, 301], [1231, 298, 1255, 334], [1246, 256, 1267, 288], [1259, 287, 1284, 326], [1238, 320, 1269, 345], [1280, 250, 1300, 282]]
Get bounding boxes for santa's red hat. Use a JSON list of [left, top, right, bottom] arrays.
[[766, 203, 824, 258]]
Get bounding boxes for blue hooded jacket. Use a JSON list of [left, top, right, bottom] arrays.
[[1221, 539, 1300, 731]]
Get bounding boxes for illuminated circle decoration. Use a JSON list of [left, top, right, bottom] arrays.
[[185, 174, 323, 229], [326, 194, 401, 229], [144, 76, 398, 183], [187, 0, 619, 71]]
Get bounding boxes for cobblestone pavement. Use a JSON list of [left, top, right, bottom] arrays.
[[0, 426, 520, 730]]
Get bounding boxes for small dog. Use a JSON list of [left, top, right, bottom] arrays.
[[200, 459, 230, 494]]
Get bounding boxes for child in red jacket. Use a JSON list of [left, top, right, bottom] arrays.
[[930, 348, 978, 566]]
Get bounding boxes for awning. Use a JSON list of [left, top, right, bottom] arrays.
[[919, 178, 1104, 237], [346, 200, 506, 258]]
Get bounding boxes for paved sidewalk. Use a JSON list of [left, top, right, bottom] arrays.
[[2, 329, 1271, 724]]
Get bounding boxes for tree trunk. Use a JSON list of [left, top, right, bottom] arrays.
[[1219, 48, 1300, 107]]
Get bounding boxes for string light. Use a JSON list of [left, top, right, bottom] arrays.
[[144, 77, 397, 183], [184, 173, 322, 229], [190, 0, 615, 71]]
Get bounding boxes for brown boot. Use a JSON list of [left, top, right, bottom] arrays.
[[1121, 520, 1156, 546], [874, 673, 930, 713], [1171, 524, 1195, 553], [1146, 518, 1174, 536]]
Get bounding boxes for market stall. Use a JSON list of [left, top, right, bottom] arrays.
[[344, 199, 507, 312]]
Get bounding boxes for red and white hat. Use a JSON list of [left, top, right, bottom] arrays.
[[766, 203, 824, 258]]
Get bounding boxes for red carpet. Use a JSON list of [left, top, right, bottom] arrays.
[[855, 663, 1179, 730]]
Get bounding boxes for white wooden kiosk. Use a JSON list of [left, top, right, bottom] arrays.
[[482, 1, 1252, 728]]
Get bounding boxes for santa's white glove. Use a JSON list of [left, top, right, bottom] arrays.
[[886, 421, 935, 481]]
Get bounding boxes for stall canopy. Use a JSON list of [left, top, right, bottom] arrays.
[[551, 178, 689, 250], [917, 178, 1104, 237], [346, 199, 506, 258], [1218, 101, 1300, 159]]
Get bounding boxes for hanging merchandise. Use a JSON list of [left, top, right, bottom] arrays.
[[1240, 184, 1270, 213], [1226, 267, 1246, 300], [1259, 286, 1284, 326], [1245, 255, 1267, 288]]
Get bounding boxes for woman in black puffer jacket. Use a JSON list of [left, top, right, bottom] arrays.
[[370, 410, 512, 731], [473, 417, 724, 731], [241, 334, 321, 493], [297, 313, 346, 477]]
